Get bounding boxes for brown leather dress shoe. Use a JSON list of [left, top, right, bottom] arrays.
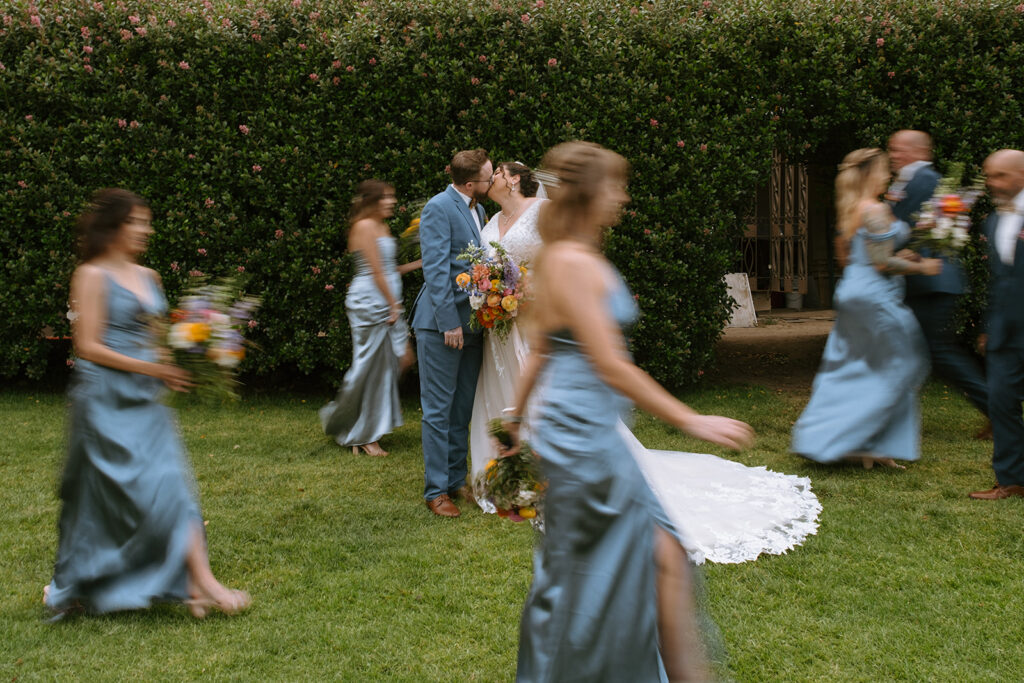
[[449, 485, 476, 506], [968, 484, 1024, 500], [426, 493, 460, 517]]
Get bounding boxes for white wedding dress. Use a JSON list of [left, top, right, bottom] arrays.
[[468, 200, 821, 564]]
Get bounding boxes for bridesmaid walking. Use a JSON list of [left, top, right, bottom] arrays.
[[46, 189, 249, 618], [319, 180, 420, 456], [504, 142, 754, 682]]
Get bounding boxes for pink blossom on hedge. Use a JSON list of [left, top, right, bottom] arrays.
[[368, 57, 377, 65], [332, 76, 340, 85], [25, 114, 32, 121], [30, 15, 41, 28], [478, 54, 487, 62], [308, 72, 319, 81], [170, 262, 180, 272], [292, 0, 302, 7], [876, 38, 885, 47], [17, 180, 27, 188], [650, 119, 658, 127], [252, 164, 262, 172], [221, 18, 231, 28], [521, 14, 530, 23], [324, 284, 334, 291], [80, 26, 90, 38], [677, 140, 686, 147], [204, 198, 215, 208], [888, 71, 896, 78], [83, 45, 93, 53], [700, 143, 708, 151], [128, 14, 140, 24], [84, 64, 93, 73], [129, 120, 139, 129], [189, 270, 204, 277], [346, 65, 354, 72], [332, 59, 341, 69], [134, 27, 146, 36], [309, 11, 321, 20], [311, 266, 321, 274], [197, 248, 207, 256], [471, 77, 480, 85], [178, 61, 189, 69], [92, 2, 102, 11], [166, 19, 176, 28], [237, 266, 245, 273], [547, 58, 557, 67], [119, 29, 132, 40], [251, 33, 261, 41], [238, 124, 250, 135], [535, 0, 544, 7], [247, 319, 258, 329], [117, 119, 127, 128], [274, 229, 284, 239]]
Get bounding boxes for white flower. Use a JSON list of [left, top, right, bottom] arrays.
[[469, 294, 484, 310], [932, 217, 953, 240], [952, 226, 969, 248], [515, 490, 538, 506], [168, 323, 191, 349]]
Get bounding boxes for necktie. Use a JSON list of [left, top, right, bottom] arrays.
[[468, 198, 478, 210]]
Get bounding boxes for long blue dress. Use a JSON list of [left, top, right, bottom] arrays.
[[319, 237, 407, 446], [517, 268, 680, 683], [791, 221, 929, 463], [46, 271, 202, 613]]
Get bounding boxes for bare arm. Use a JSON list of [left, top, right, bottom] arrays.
[[537, 247, 753, 450], [71, 265, 190, 390], [863, 204, 941, 276], [396, 258, 422, 275]]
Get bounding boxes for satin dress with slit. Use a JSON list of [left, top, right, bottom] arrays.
[[320, 237, 408, 446], [517, 268, 680, 682], [46, 271, 203, 613]]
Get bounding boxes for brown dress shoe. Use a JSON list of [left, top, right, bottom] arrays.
[[968, 484, 1024, 500], [426, 493, 460, 517], [449, 485, 476, 506]]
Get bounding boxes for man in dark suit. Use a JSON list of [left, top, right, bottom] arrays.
[[889, 130, 989, 431], [970, 149, 1024, 500], [412, 149, 492, 517]]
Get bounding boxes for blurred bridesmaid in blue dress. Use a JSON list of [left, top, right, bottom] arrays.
[[45, 189, 249, 618], [792, 149, 942, 469], [503, 142, 754, 682], [319, 180, 420, 456]]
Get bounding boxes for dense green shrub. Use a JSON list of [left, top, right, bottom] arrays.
[[2, 0, 1023, 387]]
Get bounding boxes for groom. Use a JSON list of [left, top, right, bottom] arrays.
[[412, 149, 492, 517]]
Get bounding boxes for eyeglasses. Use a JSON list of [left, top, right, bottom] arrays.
[[469, 176, 493, 185]]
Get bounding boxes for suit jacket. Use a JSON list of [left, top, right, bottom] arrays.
[[411, 185, 487, 333], [896, 164, 966, 297], [984, 212, 1024, 351]]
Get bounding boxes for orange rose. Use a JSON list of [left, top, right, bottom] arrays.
[[938, 194, 966, 214], [486, 293, 502, 308]]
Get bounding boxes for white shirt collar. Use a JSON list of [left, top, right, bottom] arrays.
[[897, 160, 931, 183], [453, 186, 474, 206], [1014, 188, 1024, 213]]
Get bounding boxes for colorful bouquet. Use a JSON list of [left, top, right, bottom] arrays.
[[156, 274, 260, 401], [455, 242, 528, 339], [907, 163, 984, 258], [474, 418, 545, 526]]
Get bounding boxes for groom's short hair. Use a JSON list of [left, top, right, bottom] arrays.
[[450, 149, 490, 185]]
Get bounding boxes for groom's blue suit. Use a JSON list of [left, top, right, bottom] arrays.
[[412, 185, 486, 500]]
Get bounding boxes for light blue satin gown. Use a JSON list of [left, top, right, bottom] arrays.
[[47, 271, 202, 613], [320, 237, 407, 446], [792, 221, 929, 463], [517, 268, 680, 683]]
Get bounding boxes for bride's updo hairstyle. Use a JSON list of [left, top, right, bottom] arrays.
[[349, 178, 394, 224], [497, 161, 540, 198], [77, 188, 149, 261], [535, 141, 629, 246], [835, 147, 888, 243]]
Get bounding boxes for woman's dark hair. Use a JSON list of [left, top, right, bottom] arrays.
[[76, 188, 149, 261], [349, 179, 394, 224], [498, 161, 540, 198]]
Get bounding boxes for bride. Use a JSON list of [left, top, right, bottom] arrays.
[[468, 161, 821, 564]]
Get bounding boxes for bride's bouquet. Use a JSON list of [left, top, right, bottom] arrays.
[[455, 242, 528, 340], [154, 274, 260, 402], [907, 163, 984, 258], [475, 418, 545, 526]]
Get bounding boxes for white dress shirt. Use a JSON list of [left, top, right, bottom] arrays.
[[994, 189, 1024, 266], [454, 186, 482, 233]]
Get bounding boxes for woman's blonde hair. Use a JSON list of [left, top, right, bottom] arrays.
[[835, 148, 888, 252], [535, 141, 629, 245]]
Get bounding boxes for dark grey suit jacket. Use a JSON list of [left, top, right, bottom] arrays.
[[984, 212, 1024, 351]]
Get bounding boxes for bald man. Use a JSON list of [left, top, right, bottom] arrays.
[[971, 149, 1024, 499], [888, 130, 989, 431]]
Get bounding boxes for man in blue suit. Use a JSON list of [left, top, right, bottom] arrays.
[[412, 149, 492, 517], [970, 149, 1024, 500], [889, 130, 989, 432]]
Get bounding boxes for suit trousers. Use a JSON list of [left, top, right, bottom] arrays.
[[986, 347, 1024, 486], [906, 293, 988, 415], [417, 329, 483, 500]]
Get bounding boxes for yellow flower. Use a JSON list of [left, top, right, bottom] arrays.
[[501, 295, 518, 312], [455, 272, 471, 288], [485, 458, 498, 471], [490, 279, 500, 290], [519, 507, 537, 519], [186, 322, 211, 343]]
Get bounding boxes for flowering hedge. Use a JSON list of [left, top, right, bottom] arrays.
[[3, 0, 1023, 388]]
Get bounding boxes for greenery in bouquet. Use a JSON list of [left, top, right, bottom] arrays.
[[155, 274, 260, 403], [455, 243, 529, 340], [908, 163, 985, 258], [475, 418, 545, 524]]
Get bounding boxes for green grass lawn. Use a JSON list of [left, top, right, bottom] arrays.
[[1, 382, 1020, 681]]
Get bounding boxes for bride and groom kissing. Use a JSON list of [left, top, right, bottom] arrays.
[[412, 148, 546, 518]]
